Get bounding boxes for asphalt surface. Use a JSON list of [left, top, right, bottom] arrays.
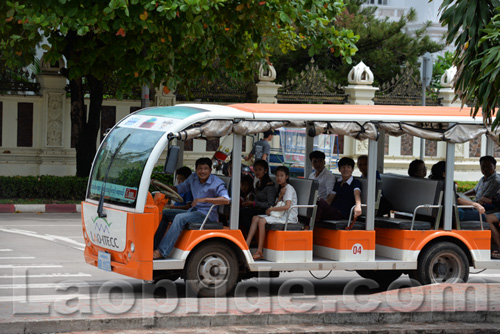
[[1, 213, 500, 334]]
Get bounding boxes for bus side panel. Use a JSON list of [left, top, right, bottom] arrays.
[[171, 229, 249, 261], [313, 228, 375, 261], [375, 229, 491, 262], [82, 201, 158, 281], [264, 230, 313, 263]]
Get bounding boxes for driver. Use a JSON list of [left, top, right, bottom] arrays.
[[153, 157, 230, 259], [152, 166, 193, 250]]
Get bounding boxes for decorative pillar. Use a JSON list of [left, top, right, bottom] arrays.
[[438, 66, 461, 107], [249, 63, 282, 103], [155, 82, 176, 106], [343, 61, 379, 105], [37, 57, 67, 149]]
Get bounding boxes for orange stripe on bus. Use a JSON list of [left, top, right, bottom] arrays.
[[264, 231, 313, 251], [313, 228, 375, 250], [375, 229, 491, 251], [175, 229, 248, 252]]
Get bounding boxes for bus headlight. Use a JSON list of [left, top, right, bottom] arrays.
[[130, 242, 135, 253]]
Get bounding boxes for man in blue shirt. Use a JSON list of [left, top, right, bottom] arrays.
[[153, 157, 230, 259]]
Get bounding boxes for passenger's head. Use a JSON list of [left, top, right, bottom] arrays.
[[175, 166, 192, 184], [429, 161, 446, 180], [309, 150, 326, 172], [263, 129, 273, 140], [195, 157, 212, 182], [338, 157, 355, 180], [480, 155, 496, 178], [240, 174, 254, 195], [275, 166, 290, 186], [408, 159, 427, 178], [253, 159, 270, 180], [357, 155, 368, 177]]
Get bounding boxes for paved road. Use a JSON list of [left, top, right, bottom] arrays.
[[2, 213, 500, 334]]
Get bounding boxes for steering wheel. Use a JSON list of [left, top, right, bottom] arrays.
[[151, 179, 184, 203]]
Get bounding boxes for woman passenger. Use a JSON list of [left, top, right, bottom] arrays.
[[239, 160, 277, 236], [246, 166, 297, 260], [408, 159, 427, 178]]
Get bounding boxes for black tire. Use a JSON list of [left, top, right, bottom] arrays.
[[411, 242, 469, 285], [184, 241, 239, 297], [356, 270, 403, 289]]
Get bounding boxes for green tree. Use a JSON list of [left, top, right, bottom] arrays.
[[0, 0, 358, 177], [439, 0, 500, 128], [273, 0, 443, 86]]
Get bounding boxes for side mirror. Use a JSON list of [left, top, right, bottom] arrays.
[[164, 145, 180, 174]]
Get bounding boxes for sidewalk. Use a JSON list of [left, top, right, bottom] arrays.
[[1, 282, 500, 334], [0, 204, 81, 213]]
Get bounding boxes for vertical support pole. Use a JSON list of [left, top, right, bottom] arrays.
[[376, 130, 385, 174], [444, 142, 455, 231], [305, 124, 314, 178], [366, 139, 378, 231], [230, 134, 242, 230], [420, 138, 425, 161], [486, 136, 494, 156]]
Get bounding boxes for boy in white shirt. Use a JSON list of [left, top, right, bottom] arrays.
[[308, 150, 335, 200]]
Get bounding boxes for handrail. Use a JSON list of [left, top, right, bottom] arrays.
[[346, 204, 367, 230], [199, 204, 218, 230], [411, 204, 442, 230]]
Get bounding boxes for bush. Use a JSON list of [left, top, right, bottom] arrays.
[[456, 181, 477, 193], [0, 176, 88, 200], [0, 166, 177, 201]]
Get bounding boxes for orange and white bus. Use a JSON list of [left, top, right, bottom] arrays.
[[81, 103, 500, 297]]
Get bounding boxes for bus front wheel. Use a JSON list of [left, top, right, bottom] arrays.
[[411, 242, 469, 284], [184, 241, 239, 297]]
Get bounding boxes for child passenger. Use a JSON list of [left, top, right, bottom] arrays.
[[245, 166, 297, 260]]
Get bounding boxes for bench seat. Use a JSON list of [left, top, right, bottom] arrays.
[[266, 223, 305, 231], [457, 220, 490, 230], [316, 220, 366, 230], [374, 217, 431, 230], [185, 221, 224, 230]]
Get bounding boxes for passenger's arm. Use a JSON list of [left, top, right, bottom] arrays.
[[192, 196, 230, 207], [457, 197, 485, 214], [255, 186, 277, 209], [266, 200, 292, 216], [244, 153, 254, 161], [353, 189, 362, 218], [463, 188, 476, 197], [326, 193, 336, 206]]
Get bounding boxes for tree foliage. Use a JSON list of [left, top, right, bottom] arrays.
[[0, 0, 358, 176], [439, 0, 500, 128], [273, 0, 443, 86]]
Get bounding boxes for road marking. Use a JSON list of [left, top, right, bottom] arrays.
[[0, 227, 85, 251], [0, 249, 13, 252], [0, 294, 92, 303], [0, 282, 103, 290], [0, 265, 63, 269], [0, 257, 35, 260], [0, 273, 92, 279]]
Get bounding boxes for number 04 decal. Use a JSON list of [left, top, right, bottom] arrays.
[[352, 243, 363, 255]]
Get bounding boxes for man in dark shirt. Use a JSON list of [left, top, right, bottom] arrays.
[[317, 157, 362, 220]]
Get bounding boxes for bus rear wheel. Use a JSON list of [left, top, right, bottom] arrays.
[[411, 242, 469, 284], [184, 241, 239, 297]]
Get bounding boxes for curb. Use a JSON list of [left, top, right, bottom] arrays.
[[0, 204, 81, 213], [1, 310, 500, 334]]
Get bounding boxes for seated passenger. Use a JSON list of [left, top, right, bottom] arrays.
[[246, 166, 297, 260], [239, 160, 277, 237], [308, 150, 335, 200], [153, 157, 230, 259], [240, 174, 255, 203], [464, 155, 500, 210], [408, 159, 427, 178], [429, 161, 486, 223], [317, 157, 362, 221], [153, 166, 193, 250], [357, 155, 380, 180]]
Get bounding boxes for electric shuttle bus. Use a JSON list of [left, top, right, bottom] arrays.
[[81, 103, 500, 296]]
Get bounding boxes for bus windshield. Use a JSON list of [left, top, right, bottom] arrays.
[[88, 126, 164, 208]]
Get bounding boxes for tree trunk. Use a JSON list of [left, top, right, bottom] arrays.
[[69, 77, 87, 177]]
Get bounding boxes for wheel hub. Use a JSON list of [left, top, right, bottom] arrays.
[[198, 255, 228, 287], [431, 253, 461, 283]]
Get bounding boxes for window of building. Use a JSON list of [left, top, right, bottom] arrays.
[[17, 102, 33, 147]]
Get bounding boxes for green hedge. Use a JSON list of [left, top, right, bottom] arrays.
[[456, 181, 477, 193], [0, 166, 175, 201]]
